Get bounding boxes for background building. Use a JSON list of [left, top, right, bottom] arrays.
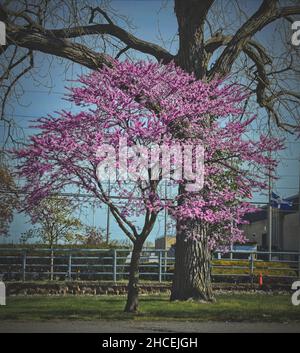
[[242, 194, 299, 252], [155, 236, 176, 250]]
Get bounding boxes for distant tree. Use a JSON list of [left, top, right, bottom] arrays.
[[144, 241, 155, 249], [0, 163, 18, 236], [81, 226, 105, 246], [21, 197, 82, 247]]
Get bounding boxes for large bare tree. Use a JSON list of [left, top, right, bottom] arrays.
[[1, 0, 299, 301]]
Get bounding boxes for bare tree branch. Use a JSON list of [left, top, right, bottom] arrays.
[[48, 24, 173, 63], [88, 6, 114, 25], [2, 3, 174, 67], [0, 0, 299, 140], [6, 24, 114, 70], [208, 0, 300, 79], [242, 43, 297, 132], [115, 45, 130, 59]]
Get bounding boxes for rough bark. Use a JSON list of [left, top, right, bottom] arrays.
[[174, 0, 213, 79], [124, 238, 144, 312], [171, 221, 214, 301]]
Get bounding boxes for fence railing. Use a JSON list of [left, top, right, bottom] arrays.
[[0, 248, 299, 282]]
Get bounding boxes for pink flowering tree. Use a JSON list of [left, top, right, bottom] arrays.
[[14, 61, 283, 312]]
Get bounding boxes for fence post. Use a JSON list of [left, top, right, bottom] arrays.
[[113, 249, 117, 282], [230, 244, 233, 260], [50, 249, 54, 281], [158, 251, 162, 283], [164, 250, 168, 275], [22, 251, 26, 282], [250, 253, 254, 284], [68, 254, 72, 281]]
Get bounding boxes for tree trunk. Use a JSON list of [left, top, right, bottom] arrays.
[[171, 220, 214, 301], [170, 0, 216, 302], [174, 0, 213, 79], [124, 238, 144, 312]]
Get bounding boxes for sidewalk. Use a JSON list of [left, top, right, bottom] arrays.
[[1, 320, 300, 333]]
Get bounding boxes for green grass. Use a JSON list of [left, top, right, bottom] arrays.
[[1, 294, 299, 322]]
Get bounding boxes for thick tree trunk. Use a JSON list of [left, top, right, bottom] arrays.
[[171, 220, 214, 301], [124, 238, 144, 312], [171, 1, 216, 302], [174, 0, 213, 79]]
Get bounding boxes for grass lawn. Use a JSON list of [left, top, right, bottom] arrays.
[[1, 294, 299, 322]]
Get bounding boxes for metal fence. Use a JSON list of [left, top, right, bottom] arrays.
[[0, 248, 299, 282]]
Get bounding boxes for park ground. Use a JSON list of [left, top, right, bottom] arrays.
[[0, 293, 300, 332]]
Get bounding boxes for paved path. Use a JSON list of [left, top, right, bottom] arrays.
[[1, 320, 300, 333]]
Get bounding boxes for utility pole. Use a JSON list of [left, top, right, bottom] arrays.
[[268, 180, 274, 261], [164, 181, 168, 275], [106, 180, 110, 244], [92, 201, 95, 227], [268, 123, 273, 261], [164, 180, 168, 250]]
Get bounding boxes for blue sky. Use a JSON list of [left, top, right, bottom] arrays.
[[1, 0, 299, 244]]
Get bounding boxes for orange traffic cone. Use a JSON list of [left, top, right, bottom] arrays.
[[259, 272, 263, 287]]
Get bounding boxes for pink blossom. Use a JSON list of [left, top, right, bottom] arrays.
[[12, 61, 283, 247]]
